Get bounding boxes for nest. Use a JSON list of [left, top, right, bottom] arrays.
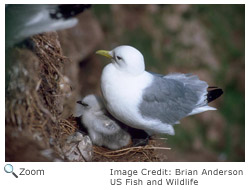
[[59, 116, 170, 162]]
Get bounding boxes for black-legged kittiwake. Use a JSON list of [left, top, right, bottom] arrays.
[[76, 94, 131, 150], [6, 4, 91, 48], [96, 45, 223, 135]]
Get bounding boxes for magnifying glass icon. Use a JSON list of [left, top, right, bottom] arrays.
[[4, 164, 18, 178]]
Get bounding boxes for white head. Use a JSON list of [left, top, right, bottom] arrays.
[[77, 94, 104, 112], [96, 45, 145, 75]]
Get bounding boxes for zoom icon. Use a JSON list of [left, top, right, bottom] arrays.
[[4, 164, 18, 178]]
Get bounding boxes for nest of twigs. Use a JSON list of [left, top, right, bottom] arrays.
[[92, 144, 170, 162], [58, 116, 170, 162]]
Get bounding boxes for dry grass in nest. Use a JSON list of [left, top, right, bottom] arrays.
[[58, 116, 79, 138], [92, 140, 171, 162]]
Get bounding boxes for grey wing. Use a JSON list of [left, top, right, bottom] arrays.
[[139, 74, 204, 124], [164, 73, 208, 107]]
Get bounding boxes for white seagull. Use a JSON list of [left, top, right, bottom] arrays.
[[96, 45, 223, 135]]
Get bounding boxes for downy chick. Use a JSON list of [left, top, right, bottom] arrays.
[[76, 94, 131, 150]]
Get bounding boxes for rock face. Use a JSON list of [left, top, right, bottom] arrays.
[[5, 10, 103, 161], [58, 10, 104, 97], [58, 10, 103, 63], [5, 32, 72, 161], [60, 132, 93, 162]]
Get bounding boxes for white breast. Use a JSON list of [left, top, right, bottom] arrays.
[[101, 64, 153, 127]]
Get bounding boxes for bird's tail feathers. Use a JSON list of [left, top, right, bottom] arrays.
[[188, 106, 216, 116], [207, 87, 223, 103]]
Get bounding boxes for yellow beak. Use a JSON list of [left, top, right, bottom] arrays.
[[96, 50, 113, 59]]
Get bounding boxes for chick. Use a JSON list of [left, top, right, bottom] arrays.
[[76, 94, 131, 150]]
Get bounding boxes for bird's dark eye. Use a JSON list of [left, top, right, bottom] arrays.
[[116, 56, 122, 60]]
